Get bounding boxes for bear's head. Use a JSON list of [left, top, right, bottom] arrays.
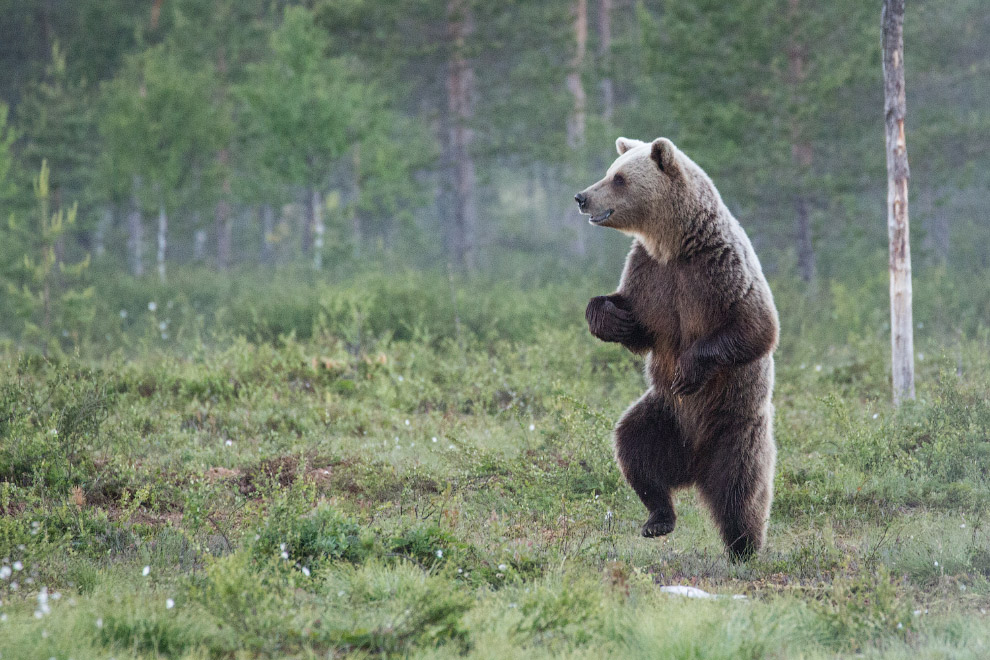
[[575, 137, 714, 261]]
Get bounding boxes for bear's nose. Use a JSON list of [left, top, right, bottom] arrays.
[[574, 193, 587, 209]]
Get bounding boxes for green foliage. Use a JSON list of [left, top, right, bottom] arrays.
[[15, 44, 98, 214], [253, 495, 372, 567], [0, 279, 989, 656], [4, 161, 95, 354], [815, 565, 914, 651], [0, 102, 14, 204], [239, 6, 366, 191], [0, 357, 111, 496], [99, 44, 230, 211]]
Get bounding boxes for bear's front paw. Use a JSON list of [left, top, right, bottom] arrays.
[[671, 354, 712, 397], [641, 511, 676, 538], [586, 296, 637, 343]]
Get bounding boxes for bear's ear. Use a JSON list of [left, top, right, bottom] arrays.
[[615, 137, 644, 155], [650, 138, 678, 175]]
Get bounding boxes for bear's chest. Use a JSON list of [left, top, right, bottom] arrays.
[[622, 251, 682, 364]]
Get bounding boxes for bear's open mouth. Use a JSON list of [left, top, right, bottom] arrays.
[[590, 209, 614, 225]]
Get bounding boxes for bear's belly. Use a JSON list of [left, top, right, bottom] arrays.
[[648, 355, 774, 449]]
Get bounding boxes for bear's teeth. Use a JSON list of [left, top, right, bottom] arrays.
[[591, 209, 614, 224]]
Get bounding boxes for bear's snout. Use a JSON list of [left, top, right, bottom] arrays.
[[574, 192, 588, 211]]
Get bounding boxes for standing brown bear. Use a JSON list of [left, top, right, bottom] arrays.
[[576, 136, 779, 560]]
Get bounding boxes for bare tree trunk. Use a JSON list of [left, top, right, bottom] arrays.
[[94, 207, 111, 258], [215, 33, 233, 271], [215, 149, 233, 270], [446, 0, 477, 271], [566, 0, 588, 150], [260, 204, 275, 265], [922, 186, 949, 264], [883, 0, 915, 405], [565, 0, 589, 256], [598, 0, 614, 122], [311, 188, 324, 270], [794, 193, 815, 283], [787, 0, 816, 283], [351, 144, 363, 259], [157, 204, 167, 283], [194, 228, 207, 262], [302, 186, 315, 260], [127, 175, 144, 277]]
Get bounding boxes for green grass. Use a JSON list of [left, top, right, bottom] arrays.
[[1, 273, 989, 658]]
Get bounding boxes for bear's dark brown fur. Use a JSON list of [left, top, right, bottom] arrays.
[[576, 137, 779, 560]]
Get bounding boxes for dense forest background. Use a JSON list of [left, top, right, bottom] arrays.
[[0, 0, 988, 352]]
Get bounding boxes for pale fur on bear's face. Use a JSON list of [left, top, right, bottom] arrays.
[[576, 137, 700, 262]]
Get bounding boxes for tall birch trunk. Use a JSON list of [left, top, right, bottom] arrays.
[[215, 32, 233, 271], [157, 204, 167, 283], [311, 188, 324, 271], [598, 0, 614, 122], [566, 0, 587, 150], [302, 187, 314, 260], [565, 0, 589, 256], [194, 228, 207, 262], [215, 149, 233, 270], [446, 0, 477, 271], [127, 175, 144, 277], [94, 207, 111, 258], [352, 144, 363, 259], [882, 0, 915, 405], [787, 0, 815, 283], [260, 204, 275, 265]]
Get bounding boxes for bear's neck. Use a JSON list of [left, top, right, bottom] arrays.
[[636, 199, 728, 265]]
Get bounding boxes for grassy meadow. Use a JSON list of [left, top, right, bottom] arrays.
[[1, 266, 989, 659]]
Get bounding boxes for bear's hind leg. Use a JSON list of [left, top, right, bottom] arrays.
[[696, 412, 776, 561], [614, 390, 692, 538]]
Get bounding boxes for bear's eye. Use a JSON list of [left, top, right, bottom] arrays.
[[613, 174, 625, 188]]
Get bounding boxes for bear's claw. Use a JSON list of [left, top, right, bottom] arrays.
[[641, 516, 675, 538]]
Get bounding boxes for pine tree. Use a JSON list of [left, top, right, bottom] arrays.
[[5, 161, 94, 355]]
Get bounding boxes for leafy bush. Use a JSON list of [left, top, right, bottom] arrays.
[[253, 496, 372, 567]]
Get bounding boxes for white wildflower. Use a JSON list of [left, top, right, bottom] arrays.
[[436, 550, 443, 559], [301, 567, 311, 577], [166, 598, 175, 609], [148, 301, 157, 312], [142, 565, 150, 576]]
